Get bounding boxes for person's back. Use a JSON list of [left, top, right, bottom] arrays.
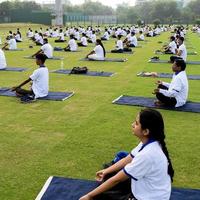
[[8, 38, 17, 50], [68, 39, 77, 51], [169, 41, 177, 54], [94, 44, 104, 59], [41, 43, 53, 58], [178, 43, 187, 61], [30, 66, 49, 99], [0, 49, 7, 69]]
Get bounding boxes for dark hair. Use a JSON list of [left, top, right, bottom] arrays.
[[139, 108, 174, 182], [175, 59, 186, 71], [96, 39, 106, 57], [179, 36, 184, 42], [43, 38, 48, 43], [170, 36, 175, 41], [36, 53, 47, 63]]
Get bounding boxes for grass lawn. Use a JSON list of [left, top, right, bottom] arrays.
[[0, 24, 200, 200]]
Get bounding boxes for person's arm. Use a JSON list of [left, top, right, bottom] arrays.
[[32, 49, 43, 58], [2, 43, 8, 50], [12, 78, 32, 91], [176, 49, 182, 56], [86, 50, 95, 58], [79, 170, 129, 200]]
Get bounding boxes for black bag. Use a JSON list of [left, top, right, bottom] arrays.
[[70, 66, 88, 74]]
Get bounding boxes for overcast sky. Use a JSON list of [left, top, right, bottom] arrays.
[[0, 0, 136, 8]]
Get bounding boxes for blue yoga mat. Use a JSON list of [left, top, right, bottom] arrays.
[[0, 88, 74, 101], [112, 95, 200, 113], [35, 176, 200, 200], [52, 69, 114, 77], [107, 51, 134, 54], [155, 51, 197, 55], [149, 59, 200, 65], [137, 72, 200, 80], [5, 48, 24, 51], [24, 56, 64, 60], [80, 58, 128, 62], [0, 67, 27, 72]]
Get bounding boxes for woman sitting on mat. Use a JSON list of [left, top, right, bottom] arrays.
[[86, 39, 106, 61], [79, 108, 174, 200], [111, 35, 124, 53], [0, 48, 7, 69], [153, 59, 188, 108]]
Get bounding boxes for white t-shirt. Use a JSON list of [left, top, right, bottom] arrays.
[[160, 71, 188, 107], [15, 34, 22, 41], [30, 67, 49, 98], [81, 36, 88, 46], [169, 41, 177, 54], [124, 141, 171, 200], [0, 49, 7, 69], [91, 34, 96, 43], [129, 35, 137, 46], [116, 40, 123, 50], [41, 43, 53, 58], [103, 31, 109, 40], [68, 39, 77, 51], [139, 34, 145, 41], [178, 43, 187, 61], [37, 35, 43, 45], [94, 45, 104, 59], [8, 38, 17, 50], [59, 32, 65, 41]]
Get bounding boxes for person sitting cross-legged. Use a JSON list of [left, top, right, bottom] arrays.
[[12, 54, 49, 103], [153, 59, 188, 108]]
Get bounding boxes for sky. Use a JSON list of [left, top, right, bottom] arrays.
[[0, 0, 136, 8]]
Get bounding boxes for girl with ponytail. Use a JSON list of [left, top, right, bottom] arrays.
[[80, 108, 174, 200], [86, 39, 106, 61]]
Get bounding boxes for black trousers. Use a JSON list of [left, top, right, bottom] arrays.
[[111, 49, 124, 53], [170, 55, 183, 63], [15, 88, 34, 97], [156, 85, 177, 107], [77, 42, 87, 47]]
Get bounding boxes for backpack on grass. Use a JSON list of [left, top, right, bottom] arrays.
[[70, 66, 88, 74]]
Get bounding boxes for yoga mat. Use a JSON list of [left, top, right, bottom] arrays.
[[54, 47, 82, 52], [107, 51, 134, 54], [155, 51, 197, 55], [149, 59, 200, 65], [0, 87, 74, 101], [137, 72, 200, 80], [24, 56, 64, 60], [0, 67, 27, 72], [80, 58, 128, 62], [5, 48, 24, 51], [52, 69, 114, 77], [35, 176, 200, 200], [112, 95, 200, 113]]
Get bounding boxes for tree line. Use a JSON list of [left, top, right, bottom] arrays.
[[0, 0, 200, 24]]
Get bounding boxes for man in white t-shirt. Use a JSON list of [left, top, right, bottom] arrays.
[[64, 35, 78, 52], [88, 31, 96, 43], [32, 38, 53, 59], [153, 59, 188, 108], [111, 35, 124, 53], [0, 49, 7, 69], [170, 36, 187, 62], [164, 36, 177, 54], [12, 53, 49, 103], [101, 28, 109, 40], [127, 32, 137, 47], [55, 29, 65, 43], [78, 33, 88, 47], [2, 36, 17, 50]]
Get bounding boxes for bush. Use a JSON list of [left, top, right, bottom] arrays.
[[153, 19, 161, 26]]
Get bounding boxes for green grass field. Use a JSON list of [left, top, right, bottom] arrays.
[[0, 24, 200, 200]]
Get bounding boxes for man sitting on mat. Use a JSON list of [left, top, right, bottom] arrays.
[[111, 35, 124, 53], [78, 33, 88, 47], [64, 34, 78, 52], [86, 39, 106, 61], [170, 36, 187, 62], [12, 53, 49, 103], [164, 36, 177, 54], [2, 35, 17, 50], [32, 38, 53, 59], [0, 48, 7, 69], [153, 59, 188, 108]]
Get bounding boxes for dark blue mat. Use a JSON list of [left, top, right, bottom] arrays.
[[0, 87, 74, 101], [35, 176, 200, 200], [137, 72, 200, 80], [149, 59, 200, 65], [24, 56, 64, 60], [112, 95, 200, 113], [80, 58, 128, 62], [0, 67, 27, 72], [155, 51, 197, 55], [106, 51, 134, 54], [52, 69, 114, 77], [5, 48, 24, 51]]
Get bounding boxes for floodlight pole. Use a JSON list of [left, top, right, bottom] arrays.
[[55, 0, 63, 26]]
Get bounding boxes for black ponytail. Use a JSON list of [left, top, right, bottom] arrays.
[[96, 39, 106, 57], [139, 108, 174, 182]]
